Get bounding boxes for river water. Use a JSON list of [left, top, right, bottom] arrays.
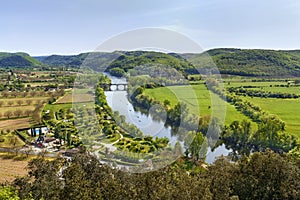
[[104, 73, 231, 164]]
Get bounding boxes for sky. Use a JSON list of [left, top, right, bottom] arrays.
[[1, 0, 300, 56]]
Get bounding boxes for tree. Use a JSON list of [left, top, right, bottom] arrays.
[[24, 109, 32, 117], [10, 91, 17, 98], [0, 186, 20, 200], [39, 91, 46, 97], [16, 100, 23, 106], [29, 91, 36, 97], [35, 99, 42, 105], [0, 101, 4, 107], [21, 91, 27, 97], [189, 132, 208, 160], [109, 67, 125, 77], [4, 111, 13, 118], [1, 91, 9, 98], [233, 151, 300, 199], [25, 99, 32, 105], [7, 101, 14, 107], [14, 109, 23, 117], [9, 135, 18, 148], [163, 99, 171, 108]]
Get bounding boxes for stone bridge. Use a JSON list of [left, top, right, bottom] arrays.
[[100, 84, 128, 91]]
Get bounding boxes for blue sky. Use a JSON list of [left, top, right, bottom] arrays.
[[1, 0, 300, 55]]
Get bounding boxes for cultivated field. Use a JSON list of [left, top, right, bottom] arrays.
[[0, 132, 25, 148], [0, 118, 35, 131], [145, 84, 253, 125], [0, 155, 29, 183], [56, 93, 94, 104], [242, 97, 300, 137]]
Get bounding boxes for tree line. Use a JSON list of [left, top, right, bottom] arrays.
[[206, 79, 298, 154], [2, 150, 299, 199], [228, 87, 299, 99]]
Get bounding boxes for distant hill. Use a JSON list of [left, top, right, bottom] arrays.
[[35, 54, 88, 67], [0, 52, 42, 67], [183, 48, 300, 76], [3, 48, 300, 76], [34, 52, 123, 70], [106, 51, 198, 76], [35, 51, 197, 76]]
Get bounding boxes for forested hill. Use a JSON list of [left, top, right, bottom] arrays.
[[183, 48, 300, 76], [106, 51, 198, 76], [35, 53, 89, 67], [35, 51, 197, 76], [2, 49, 300, 76], [0, 52, 42, 67], [35, 49, 300, 76]]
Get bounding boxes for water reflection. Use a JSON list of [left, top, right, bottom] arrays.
[[103, 73, 232, 164]]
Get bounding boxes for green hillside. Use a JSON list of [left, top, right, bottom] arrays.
[[106, 51, 197, 77], [35, 52, 123, 70], [35, 53, 88, 67], [183, 48, 300, 76], [4, 48, 300, 77], [0, 52, 42, 67]]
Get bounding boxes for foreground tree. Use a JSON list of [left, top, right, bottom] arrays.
[[0, 186, 20, 200], [11, 151, 300, 200]]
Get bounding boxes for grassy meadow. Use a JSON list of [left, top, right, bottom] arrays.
[[241, 96, 300, 137], [144, 84, 253, 125]]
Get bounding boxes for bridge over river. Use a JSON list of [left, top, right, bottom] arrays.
[[100, 83, 128, 91]]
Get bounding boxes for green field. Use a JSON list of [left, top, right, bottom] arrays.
[[55, 91, 94, 104], [241, 96, 300, 137], [44, 102, 94, 114], [145, 84, 253, 125]]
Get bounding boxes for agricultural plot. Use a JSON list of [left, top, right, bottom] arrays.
[[241, 97, 300, 137], [0, 132, 25, 147], [0, 97, 49, 122], [55, 93, 94, 104], [0, 118, 35, 131], [144, 84, 253, 125], [0, 154, 29, 183]]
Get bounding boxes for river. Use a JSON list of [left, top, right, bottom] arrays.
[[104, 73, 231, 164]]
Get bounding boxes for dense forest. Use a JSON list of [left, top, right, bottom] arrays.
[[3, 49, 300, 77], [0, 53, 42, 67], [105, 51, 198, 77], [184, 48, 300, 76], [1, 151, 299, 200]]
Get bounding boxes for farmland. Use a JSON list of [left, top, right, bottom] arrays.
[[143, 78, 300, 140], [0, 154, 29, 183], [241, 97, 300, 137], [144, 84, 254, 125], [0, 118, 35, 132], [55, 93, 93, 104], [1, 49, 300, 199]]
